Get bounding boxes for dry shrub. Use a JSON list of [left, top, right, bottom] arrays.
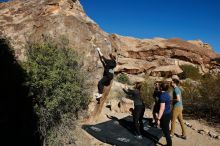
[[182, 74, 220, 122]]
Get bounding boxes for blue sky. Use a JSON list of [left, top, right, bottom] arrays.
[[1, 0, 219, 53], [81, 0, 220, 54]]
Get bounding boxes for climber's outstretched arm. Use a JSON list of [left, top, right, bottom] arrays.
[[122, 88, 134, 99], [96, 48, 106, 67]]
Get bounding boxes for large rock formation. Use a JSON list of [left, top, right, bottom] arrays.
[[0, 0, 113, 71], [0, 0, 117, 95], [111, 34, 220, 76], [0, 0, 220, 79]]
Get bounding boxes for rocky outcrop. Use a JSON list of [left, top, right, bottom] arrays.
[[150, 65, 183, 77], [0, 0, 116, 93], [0, 0, 113, 69], [1, 0, 220, 80], [111, 34, 220, 76]]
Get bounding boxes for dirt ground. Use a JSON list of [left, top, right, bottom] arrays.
[[77, 103, 220, 146]]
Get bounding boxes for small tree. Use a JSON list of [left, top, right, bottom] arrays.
[[179, 65, 201, 80], [198, 74, 220, 118], [116, 73, 130, 84], [140, 80, 155, 108], [23, 43, 90, 144], [181, 79, 200, 104], [181, 73, 220, 122]]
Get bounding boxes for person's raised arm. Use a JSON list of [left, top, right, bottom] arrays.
[[123, 85, 134, 97], [122, 88, 129, 94], [96, 47, 106, 67]]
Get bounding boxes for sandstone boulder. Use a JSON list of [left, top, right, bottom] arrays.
[[150, 65, 183, 77], [118, 97, 134, 113], [110, 34, 220, 75]]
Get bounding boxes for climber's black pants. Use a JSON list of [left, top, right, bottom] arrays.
[[98, 74, 113, 94]]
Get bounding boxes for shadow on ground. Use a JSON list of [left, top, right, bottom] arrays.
[[82, 115, 163, 146]]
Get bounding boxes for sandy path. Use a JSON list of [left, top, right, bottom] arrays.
[[157, 121, 219, 146], [78, 105, 220, 146]]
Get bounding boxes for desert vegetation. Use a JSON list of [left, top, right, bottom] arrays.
[[116, 73, 130, 84], [133, 65, 220, 123], [23, 42, 90, 145], [182, 74, 220, 123], [140, 79, 155, 108]]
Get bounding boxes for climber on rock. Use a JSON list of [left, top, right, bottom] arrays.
[[95, 47, 116, 103]]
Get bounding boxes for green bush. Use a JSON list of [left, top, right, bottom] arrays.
[[181, 79, 200, 104], [182, 74, 220, 122], [198, 74, 220, 119], [108, 89, 124, 101], [140, 80, 155, 108], [179, 65, 201, 80], [116, 73, 130, 84], [23, 43, 89, 144]]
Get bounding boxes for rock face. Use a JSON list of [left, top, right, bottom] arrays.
[[0, 0, 112, 69], [1, 0, 220, 80], [0, 0, 115, 92], [111, 34, 220, 76]]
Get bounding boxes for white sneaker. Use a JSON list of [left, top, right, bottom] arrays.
[[96, 93, 102, 101], [94, 93, 98, 98], [96, 93, 102, 98]]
